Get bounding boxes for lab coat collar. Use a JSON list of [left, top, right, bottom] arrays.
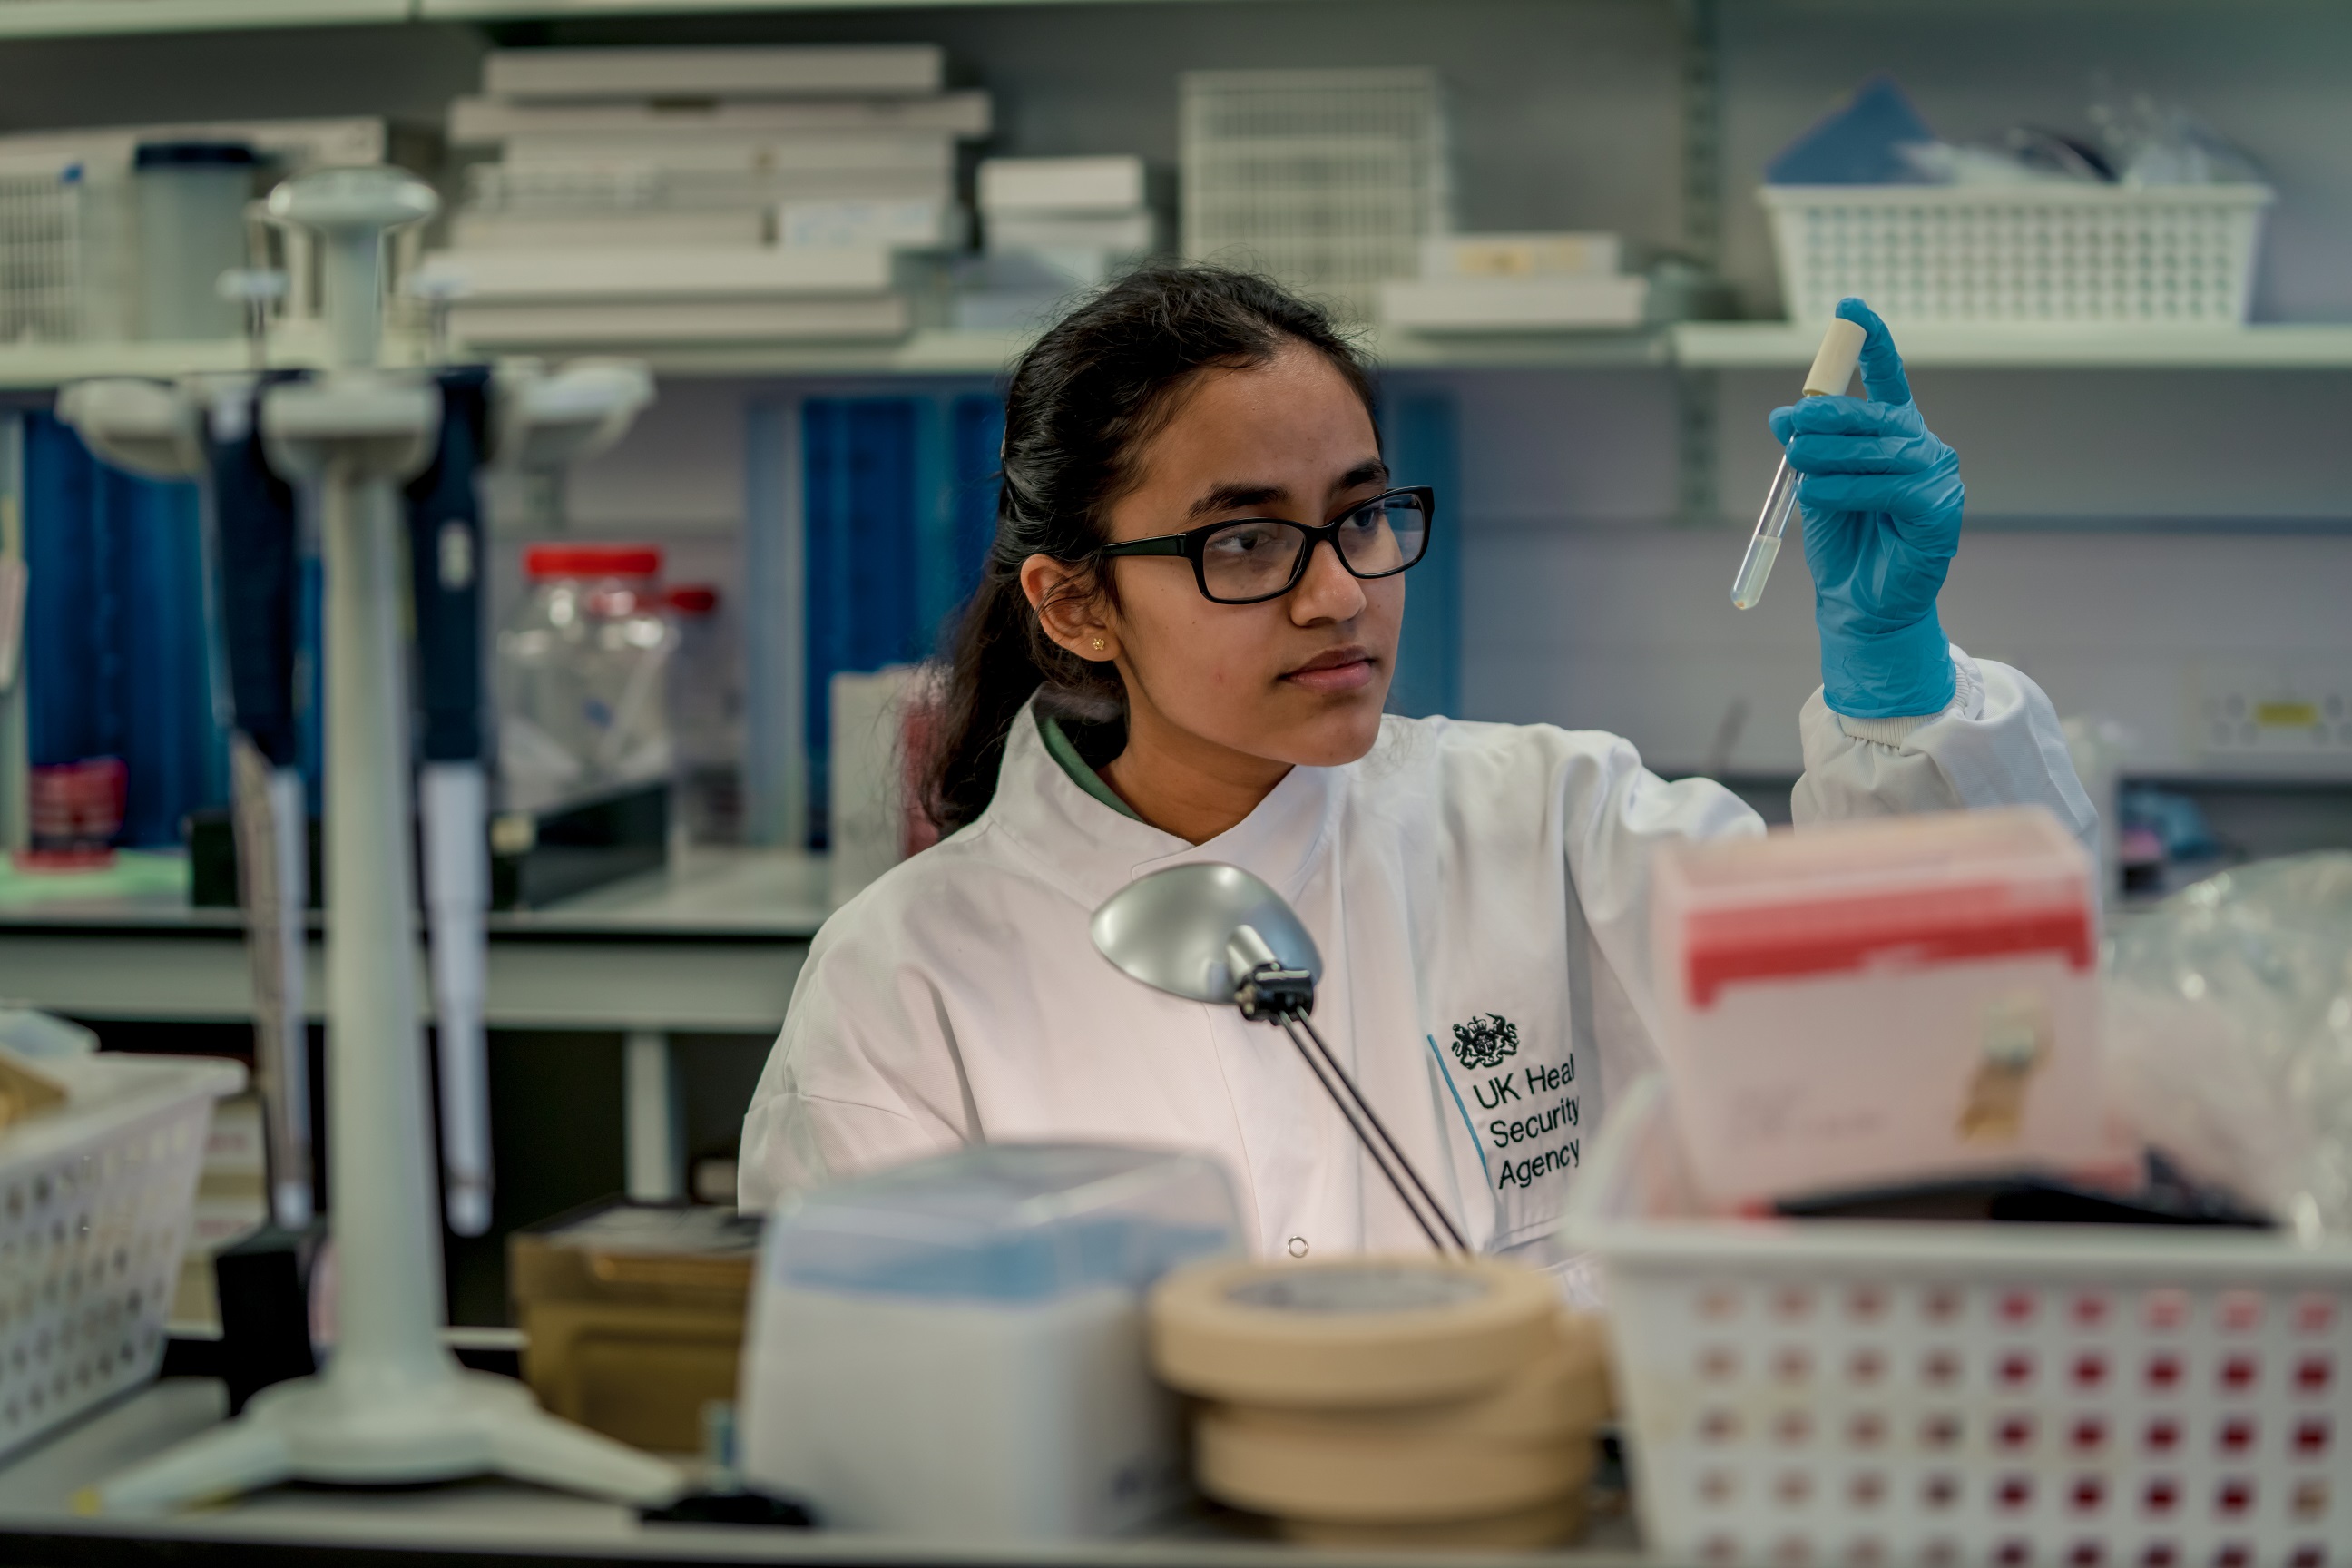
[[984, 693, 1342, 910]]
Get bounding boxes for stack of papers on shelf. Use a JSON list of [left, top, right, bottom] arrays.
[[959, 155, 1158, 330], [414, 246, 913, 344], [434, 44, 991, 346], [1379, 230, 1651, 332], [978, 155, 1156, 255]]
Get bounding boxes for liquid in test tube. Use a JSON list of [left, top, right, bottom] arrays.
[[1730, 317, 1867, 611]]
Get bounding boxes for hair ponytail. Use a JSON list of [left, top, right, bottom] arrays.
[[922, 263, 1376, 835]]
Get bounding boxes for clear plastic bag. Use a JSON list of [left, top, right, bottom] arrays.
[[2105, 852, 2352, 1239], [2088, 77, 2265, 186]]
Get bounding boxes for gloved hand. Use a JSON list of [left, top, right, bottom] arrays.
[[1768, 297, 1964, 720]]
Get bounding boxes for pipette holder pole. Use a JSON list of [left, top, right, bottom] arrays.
[[76, 167, 681, 1514]]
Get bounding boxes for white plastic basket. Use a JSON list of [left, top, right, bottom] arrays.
[[1566, 1076, 2349, 1568], [0, 1052, 244, 1460], [1760, 183, 2274, 326], [1181, 68, 1449, 321], [0, 159, 131, 343]]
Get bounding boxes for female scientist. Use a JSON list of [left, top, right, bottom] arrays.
[[740, 266, 2092, 1263]]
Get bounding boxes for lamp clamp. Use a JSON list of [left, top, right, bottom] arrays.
[[1226, 923, 1316, 1021]]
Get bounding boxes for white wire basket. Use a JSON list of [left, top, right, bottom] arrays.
[[1181, 68, 1449, 321], [1760, 183, 2274, 327], [0, 1052, 244, 1460], [0, 159, 131, 343], [1566, 1076, 2349, 1568]]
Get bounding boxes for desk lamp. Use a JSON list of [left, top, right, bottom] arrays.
[[1092, 863, 1465, 1254]]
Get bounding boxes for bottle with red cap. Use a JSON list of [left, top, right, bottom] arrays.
[[495, 544, 678, 812]]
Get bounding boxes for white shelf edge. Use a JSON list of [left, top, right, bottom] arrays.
[[0, 339, 304, 391], [0, 0, 1351, 29], [13, 319, 2352, 393], [421, 0, 1343, 15], [1674, 320, 2352, 370], [0, 0, 405, 38], [1370, 326, 1670, 372], [0, 333, 1028, 390], [452, 327, 1035, 378]]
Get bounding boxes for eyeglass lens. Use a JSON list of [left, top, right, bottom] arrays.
[[1199, 495, 1428, 602]]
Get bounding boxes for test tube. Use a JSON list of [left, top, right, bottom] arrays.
[[1729, 318, 1868, 610]]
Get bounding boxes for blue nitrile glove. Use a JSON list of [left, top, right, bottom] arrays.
[[1768, 298, 1964, 720]]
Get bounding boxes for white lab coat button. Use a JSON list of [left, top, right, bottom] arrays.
[[1287, 1237, 1308, 1258]]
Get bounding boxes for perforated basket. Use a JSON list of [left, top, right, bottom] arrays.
[[1564, 1076, 2350, 1568], [0, 1053, 243, 1459], [0, 159, 131, 343], [1181, 68, 1449, 321], [1761, 183, 2273, 326]]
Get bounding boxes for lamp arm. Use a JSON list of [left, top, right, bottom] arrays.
[[1223, 924, 1465, 1255], [1280, 1013, 1469, 1255], [1271, 1014, 1455, 1254]]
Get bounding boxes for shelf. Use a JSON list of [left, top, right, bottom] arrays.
[[460, 327, 1034, 380], [0, 325, 1665, 390], [0, 0, 1261, 33], [0, 0, 402, 37], [9, 318, 2352, 393], [1674, 320, 2352, 371], [0, 0, 1288, 34], [420, 0, 1290, 14], [469, 324, 1670, 378], [1370, 326, 1669, 372], [0, 339, 293, 393], [0, 332, 1031, 391]]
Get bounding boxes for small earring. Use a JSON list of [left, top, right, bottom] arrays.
[[1092, 638, 1107, 652]]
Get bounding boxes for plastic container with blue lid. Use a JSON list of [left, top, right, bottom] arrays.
[[760, 1142, 1241, 1303], [740, 1143, 1242, 1540]]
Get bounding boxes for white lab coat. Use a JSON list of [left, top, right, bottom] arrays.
[[740, 648, 2093, 1265]]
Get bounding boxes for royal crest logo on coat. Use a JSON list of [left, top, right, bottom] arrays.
[[1449, 1014, 1519, 1071]]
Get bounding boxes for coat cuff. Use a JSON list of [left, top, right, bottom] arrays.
[[1833, 645, 1983, 747]]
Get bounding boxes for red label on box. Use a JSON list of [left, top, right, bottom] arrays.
[[1685, 885, 2093, 1008]]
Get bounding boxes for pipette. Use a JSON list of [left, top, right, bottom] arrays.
[[206, 378, 317, 1231], [407, 367, 498, 1237], [1729, 317, 1867, 610]]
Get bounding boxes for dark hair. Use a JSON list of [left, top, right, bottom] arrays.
[[921, 263, 1377, 834]]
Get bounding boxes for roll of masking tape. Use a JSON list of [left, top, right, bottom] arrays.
[[1222, 1321, 1610, 1444], [1279, 1490, 1590, 1550], [1197, 1402, 1596, 1523], [1150, 1256, 1557, 1408], [1560, 1309, 1617, 1423]]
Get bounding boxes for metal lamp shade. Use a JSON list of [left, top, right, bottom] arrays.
[[1090, 863, 1322, 1005]]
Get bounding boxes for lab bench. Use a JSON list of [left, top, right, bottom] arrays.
[[0, 847, 827, 1211], [0, 1381, 1651, 1568]]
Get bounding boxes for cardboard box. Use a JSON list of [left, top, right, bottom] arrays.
[[1651, 807, 2102, 1208], [511, 1201, 759, 1455]]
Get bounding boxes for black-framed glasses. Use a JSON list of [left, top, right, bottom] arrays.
[[1097, 486, 1435, 606]]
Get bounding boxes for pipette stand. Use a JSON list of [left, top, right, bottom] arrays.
[[65, 167, 682, 1514]]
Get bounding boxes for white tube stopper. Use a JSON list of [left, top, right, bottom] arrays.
[[1802, 317, 1868, 397]]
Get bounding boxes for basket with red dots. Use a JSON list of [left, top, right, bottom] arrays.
[[1566, 1078, 2348, 1568]]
